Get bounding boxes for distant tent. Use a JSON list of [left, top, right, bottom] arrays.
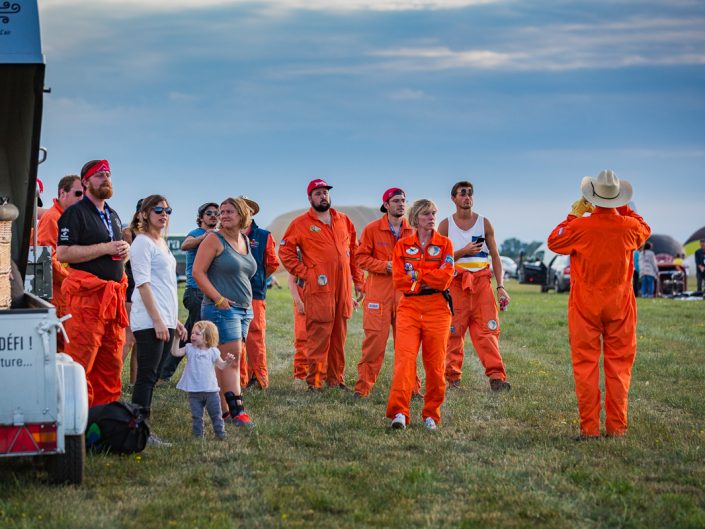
[[647, 234, 684, 259], [683, 227, 705, 256]]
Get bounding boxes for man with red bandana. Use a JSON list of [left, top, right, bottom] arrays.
[[548, 170, 650, 440], [36, 174, 84, 349], [57, 160, 130, 406], [278, 179, 364, 391], [353, 187, 418, 398]]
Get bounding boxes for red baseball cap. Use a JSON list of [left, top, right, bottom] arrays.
[[380, 187, 404, 212], [307, 178, 333, 195]]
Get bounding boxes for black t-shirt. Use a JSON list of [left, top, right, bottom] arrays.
[[57, 197, 125, 282]]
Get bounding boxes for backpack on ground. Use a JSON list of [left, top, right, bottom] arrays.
[[85, 401, 150, 454]]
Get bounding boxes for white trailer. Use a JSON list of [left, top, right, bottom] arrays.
[[0, 0, 88, 484]]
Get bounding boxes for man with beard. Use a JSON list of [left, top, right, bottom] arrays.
[[36, 174, 84, 349], [57, 160, 130, 406], [438, 181, 511, 392], [278, 179, 364, 391], [353, 188, 419, 398], [159, 201, 220, 384]]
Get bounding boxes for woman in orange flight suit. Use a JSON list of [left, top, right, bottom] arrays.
[[386, 199, 454, 430]]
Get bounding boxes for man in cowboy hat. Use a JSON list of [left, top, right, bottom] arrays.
[[239, 195, 279, 390], [548, 169, 651, 440]]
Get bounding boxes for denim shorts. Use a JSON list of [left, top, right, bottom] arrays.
[[201, 303, 253, 344]]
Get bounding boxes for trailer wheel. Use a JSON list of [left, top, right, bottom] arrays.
[[47, 435, 84, 485]]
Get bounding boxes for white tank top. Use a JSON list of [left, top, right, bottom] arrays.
[[447, 214, 489, 272]]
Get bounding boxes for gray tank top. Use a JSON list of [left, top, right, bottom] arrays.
[[204, 232, 257, 308]]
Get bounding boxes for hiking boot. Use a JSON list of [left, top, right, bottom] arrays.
[[147, 433, 172, 447], [490, 379, 511, 392], [246, 377, 262, 390], [232, 412, 255, 428], [423, 417, 438, 430], [391, 413, 406, 430], [447, 380, 461, 390]]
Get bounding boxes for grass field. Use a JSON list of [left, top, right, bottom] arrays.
[[1, 279, 704, 529]]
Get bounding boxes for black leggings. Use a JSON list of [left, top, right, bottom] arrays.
[[132, 328, 175, 416]]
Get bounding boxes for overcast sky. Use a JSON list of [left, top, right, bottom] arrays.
[[36, 0, 704, 243]]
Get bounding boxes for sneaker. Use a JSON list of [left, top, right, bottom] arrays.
[[490, 379, 511, 392], [147, 433, 172, 447], [391, 413, 406, 430], [232, 412, 255, 428], [447, 380, 461, 390], [423, 417, 437, 430]]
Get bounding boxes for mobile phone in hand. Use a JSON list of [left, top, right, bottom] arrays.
[[475, 237, 485, 245]]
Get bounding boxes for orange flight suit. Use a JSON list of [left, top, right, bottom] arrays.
[[292, 283, 308, 380], [445, 267, 507, 383], [36, 199, 69, 349], [548, 205, 650, 437], [354, 215, 419, 397], [278, 208, 363, 389], [241, 234, 278, 389], [62, 269, 128, 406], [386, 231, 454, 426]]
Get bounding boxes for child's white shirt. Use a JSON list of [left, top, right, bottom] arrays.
[[176, 344, 221, 392]]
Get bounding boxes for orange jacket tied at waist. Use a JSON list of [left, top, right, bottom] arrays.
[[62, 268, 129, 327]]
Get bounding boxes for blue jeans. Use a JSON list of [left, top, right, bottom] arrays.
[[201, 303, 253, 344], [188, 391, 225, 438], [641, 275, 656, 298]]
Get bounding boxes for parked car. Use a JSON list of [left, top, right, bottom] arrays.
[[547, 254, 571, 293], [491, 256, 518, 279]]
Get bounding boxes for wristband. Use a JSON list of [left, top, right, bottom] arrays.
[[497, 285, 505, 290], [215, 296, 225, 306]]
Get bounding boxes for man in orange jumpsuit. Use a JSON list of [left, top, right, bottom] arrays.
[[353, 187, 417, 398], [278, 179, 364, 391], [439, 181, 511, 391], [288, 272, 308, 380], [57, 160, 130, 406], [386, 199, 454, 429], [548, 170, 650, 439], [36, 174, 84, 345], [240, 196, 279, 389]]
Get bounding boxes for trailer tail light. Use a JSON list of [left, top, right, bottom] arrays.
[[0, 423, 58, 455], [564, 266, 570, 276]]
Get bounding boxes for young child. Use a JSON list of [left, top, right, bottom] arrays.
[[172, 320, 234, 439]]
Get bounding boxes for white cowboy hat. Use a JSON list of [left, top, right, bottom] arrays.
[[580, 170, 632, 208]]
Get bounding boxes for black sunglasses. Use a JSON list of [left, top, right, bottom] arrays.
[[204, 209, 220, 216], [152, 206, 173, 215], [73, 190, 83, 197], [457, 188, 473, 197]]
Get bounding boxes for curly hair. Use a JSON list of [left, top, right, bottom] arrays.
[[192, 320, 219, 348]]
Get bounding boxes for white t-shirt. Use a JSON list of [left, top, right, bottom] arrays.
[[130, 234, 178, 331], [176, 344, 221, 392]]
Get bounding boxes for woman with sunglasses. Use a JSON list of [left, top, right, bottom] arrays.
[[192, 197, 257, 427], [129, 194, 187, 445]]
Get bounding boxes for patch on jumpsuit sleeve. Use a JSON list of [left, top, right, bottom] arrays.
[[317, 274, 328, 286], [487, 319, 498, 331], [450, 325, 456, 334], [404, 262, 414, 272], [280, 239, 287, 246], [558, 227, 564, 236]]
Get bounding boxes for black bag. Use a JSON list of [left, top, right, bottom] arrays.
[[85, 401, 150, 454]]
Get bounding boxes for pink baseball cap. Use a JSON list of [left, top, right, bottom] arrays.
[[380, 187, 404, 212]]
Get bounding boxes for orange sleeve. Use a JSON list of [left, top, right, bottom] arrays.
[[264, 234, 279, 277], [547, 214, 578, 255], [617, 205, 651, 249], [347, 218, 364, 287], [356, 224, 388, 275], [278, 220, 308, 279], [417, 239, 454, 291], [392, 240, 413, 292], [37, 211, 69, 281]]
